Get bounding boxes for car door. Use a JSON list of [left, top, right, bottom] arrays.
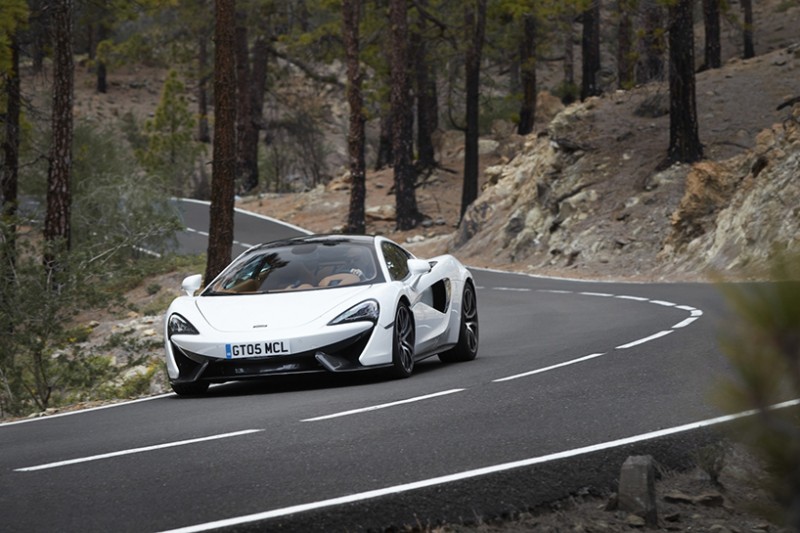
[[381, 242, 451, 355]]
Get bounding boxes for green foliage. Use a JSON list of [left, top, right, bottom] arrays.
[[0, 0, 27, 75], [717, 253, 800, 528], [137, 70, 203, 196], [71, 120, 182, 258]]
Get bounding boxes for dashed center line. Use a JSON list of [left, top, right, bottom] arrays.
[[15, 429, 263, 472], [485, 286, 704, 383], [301, 389, 465, 422]]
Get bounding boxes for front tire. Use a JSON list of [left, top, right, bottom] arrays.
[[170, 380, 210, 397], [439, 281, 479, 363], [390, 302, 416, 378]]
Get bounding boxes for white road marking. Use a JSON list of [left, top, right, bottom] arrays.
[[156, 399, 800, 533], [493, 353, 606, 382], [14, 429, 263, 472], [675, 305, 696, 311], [491, 287, 532, 292], [616, 330, 674, 349], [0, 394, 174, 428], [615, 295, 649, 302], [301, 389, 466, 422], [538, 289, 573, 295], [672, 317, 700, 329], [650, 300, 677, 307], [579, 291, 613, 297]]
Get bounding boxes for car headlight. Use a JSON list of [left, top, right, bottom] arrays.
[[329, 300, 379, 325], [168, 314, 199, 338]]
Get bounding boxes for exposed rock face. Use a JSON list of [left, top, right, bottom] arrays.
[[665, 106, 800, 274], [449, 93, 800, 279]]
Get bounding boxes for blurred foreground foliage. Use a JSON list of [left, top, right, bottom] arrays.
[[717, 252, 800, 529], [0, 119, 184, 418]]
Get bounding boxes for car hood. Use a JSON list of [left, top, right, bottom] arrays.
[[194, 286, 374, 332]]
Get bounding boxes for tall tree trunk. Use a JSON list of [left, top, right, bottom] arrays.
[[197, 34, 212, 143], [580, 0, 601, 100], [343, 0, 366, 234], [205, 0, 237, 284], [390, 0, 419, 230], [461, 0, 486, 220], [617, 0, 635, 89], [517, 13, 537, 135], [2, 35, 21, 271], [375, 110, 393, 170], [666, 0, 703, 165], [637, 0, 665, 84], [741, 0, 754, 59], [44, 0, 74, 276], [242, 36, 268, 193], [413, 0, 436, 171], [701, 0, 721, 70], [563, 14, 574, 86], [234, 11, 256, 193], [95, 24, 108, 93]]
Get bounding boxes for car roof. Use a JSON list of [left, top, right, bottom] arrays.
[[257, 234, 379, 250]]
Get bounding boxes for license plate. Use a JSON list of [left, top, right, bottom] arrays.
[[225, 341, 291, 359]]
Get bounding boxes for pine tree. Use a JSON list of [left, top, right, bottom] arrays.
[[139, 70, 199, 196]]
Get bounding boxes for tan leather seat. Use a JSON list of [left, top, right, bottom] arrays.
[[318, 273, 360, 287]]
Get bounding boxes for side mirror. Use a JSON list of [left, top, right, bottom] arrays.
[[181, 274, 203, 296], [407, 259, 431, 276]]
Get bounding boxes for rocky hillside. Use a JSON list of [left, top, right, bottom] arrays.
[[446, 45, 800, 281]]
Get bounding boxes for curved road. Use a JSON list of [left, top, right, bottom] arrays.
[[0, 199, 743, 532]]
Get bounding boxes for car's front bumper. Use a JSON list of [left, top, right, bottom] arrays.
[[166, 324, 378, 384]]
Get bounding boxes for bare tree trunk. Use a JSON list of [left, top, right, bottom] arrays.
[[701, 0, 721, 70], [461, 0, 486, 220], [205, 0, 237, 284], [234, 11, 257, 194], [517, 13, 536, 135], [563, 14, 574, 87], [375, 110, 393, 170], [413, 0, 436, 171], [2, 35, 21, 271], [197, 33, 212, 143], [95, 23, 108, 93], [666, 0, 703, 166], [390, 0, 419, 230], [343, 0, 366, 234], [241, 36, 268, 193], [580, 0, 602, 100], [44, 0, 74, 276], [617, 0, 635, 89], [637, 0, 665, 83], [741, 0, 754, 59]]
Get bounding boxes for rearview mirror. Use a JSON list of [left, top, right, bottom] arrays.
[[407, 259, 431, 276], [181, 274, 203, 296]]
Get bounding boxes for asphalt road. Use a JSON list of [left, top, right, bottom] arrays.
[[0, 200, 741, 532]]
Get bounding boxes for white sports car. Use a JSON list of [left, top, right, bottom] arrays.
[[164, 235, 479, 395]]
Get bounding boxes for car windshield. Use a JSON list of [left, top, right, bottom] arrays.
[[203, 240, 385, 295]]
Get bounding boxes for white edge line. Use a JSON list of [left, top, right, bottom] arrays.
[[691, 310, 703, 317], [492, 353, 605, 383], [156, 399, 800, 533], [616, 330, 674, 349], [537, 289, 573, 294], [491, 287, 532, 292], [675, 305, 696, 311], [0, 394, 174, 428], [15, 429, 263, 472], [301, 389, 465, 422], [174, 197, 313, 236], [579, 291, 614, 297]]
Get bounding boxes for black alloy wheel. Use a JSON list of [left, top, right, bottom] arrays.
[[439, 281, 479, 363], [390, 302, 416, 378]]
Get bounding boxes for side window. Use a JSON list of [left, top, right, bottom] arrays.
[[381, 242, 411, 281]]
